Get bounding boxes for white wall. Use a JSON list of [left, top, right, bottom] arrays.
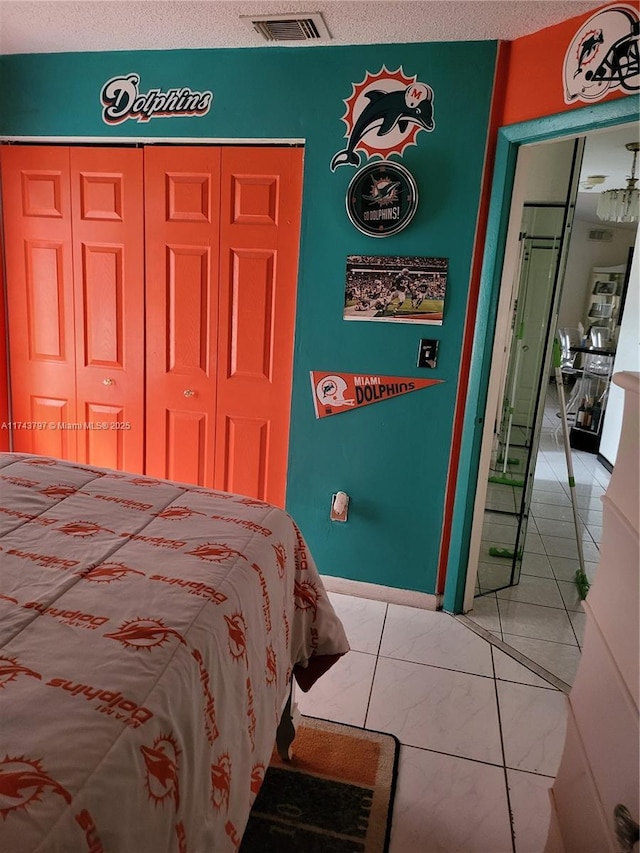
[[558, 220, 636, 329], [523, 140, 576, 203], [599, 229, 639, 465]]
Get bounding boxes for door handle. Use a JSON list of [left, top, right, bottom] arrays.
[[183, 389, 195, 398], [103, 378, 114, 386]]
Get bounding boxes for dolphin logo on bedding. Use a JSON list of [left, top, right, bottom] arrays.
[[0, 757, 71, 817], [224, 613, 247, 661], [156, 506, 207, 520], [80, 563, 145, 583], [40, 484, 77, 498], [293, 579, 320, 619], [210, 753, 232, 811], [104, 618, 186, 650], [272, 543, 287, 577], [250, 763, 265, 796], [57, 520, 115, 537], [186, 543, 243, 562], [140, 735, 180, 808], [331, 79, 434, 171], [265, 645, 277, 685], [0, 656, 42, 688]]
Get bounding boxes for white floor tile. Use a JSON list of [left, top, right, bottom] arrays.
[[531, 481, 566, 496], [534, 517, 586, 539], [568, 610, 586, 647], [497, 600, 577, 645], [577, 507, 603, 526], [491, 647, 557, 689], [478, 562, 516, 592], [556, 579, 585, 612], [530, 501, 575, 522], [546, 554, 581, 581], [501, 635, 582, 685], [327, 592, 387, 655], [530, 490, 571, 507], [508, 769, 554, 853], [466, 594, 501, 634], [367, 657, 503, 765], [389, 746, 513, 853], [540, 534, 599, 562], [497, 680, 567, 776], [295, 649, 376, 727], [380, 606, 494, 676], [496, 575, 564, 609], [523, 532, 545, 555], [520, 552, 554, 578]]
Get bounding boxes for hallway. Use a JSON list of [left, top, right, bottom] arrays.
[[465, 381, 609, 687]]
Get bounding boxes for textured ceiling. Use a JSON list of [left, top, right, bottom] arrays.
[[0, 0, 636, 230], [0, 0, 607, 55]]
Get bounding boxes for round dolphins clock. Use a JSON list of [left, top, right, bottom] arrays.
[[346, 160, 418, 237]]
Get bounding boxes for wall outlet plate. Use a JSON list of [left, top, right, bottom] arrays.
[[417, 339, 439, 368]]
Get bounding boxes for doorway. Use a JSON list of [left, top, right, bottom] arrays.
[[445, 99, 637, 680]]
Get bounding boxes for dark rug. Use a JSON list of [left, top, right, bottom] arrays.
[[240, 716, 400, 852]]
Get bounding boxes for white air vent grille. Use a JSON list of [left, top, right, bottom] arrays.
[[241, 12, 330, 42], [588, 229, 613, 241]]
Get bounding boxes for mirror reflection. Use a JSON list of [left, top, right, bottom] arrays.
[[476, 205, 565, 595]]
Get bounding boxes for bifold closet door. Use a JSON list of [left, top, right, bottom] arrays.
[[144, 146, 303, 505], [70, 147, 144, 472], [144, 147, 222, 488], [1, 146, 145, 470], [215, 147, 303, 506], [2, 146, 78, 459]]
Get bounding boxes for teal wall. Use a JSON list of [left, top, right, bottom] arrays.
[[0, 41, 498, 594]]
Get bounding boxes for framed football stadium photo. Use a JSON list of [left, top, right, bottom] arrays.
[[343, 255, 448, 324]]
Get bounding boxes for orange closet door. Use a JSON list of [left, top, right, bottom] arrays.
[[70, 147, 144, 472], [1, 146, 78, 460], [144, 147, 222, 487], [215, 147, 303, 506]]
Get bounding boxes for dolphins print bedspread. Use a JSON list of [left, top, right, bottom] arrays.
[[0, 453, 349, 852]]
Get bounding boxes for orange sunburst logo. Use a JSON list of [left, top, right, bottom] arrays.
[[140, 734, 180, 809], [0, 656, 41, 689], [331, 66, 434, 170], [104, 618, 186, 651], [0, 756, 71, 818], [211, 752, 232, 812]]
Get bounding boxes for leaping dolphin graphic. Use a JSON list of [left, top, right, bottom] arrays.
[[331, 83, 434, 171]]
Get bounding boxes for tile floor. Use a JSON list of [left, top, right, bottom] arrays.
[[466, 383, 610, 687], [297, 593, 566, 853], [296, 383, 612, 852]]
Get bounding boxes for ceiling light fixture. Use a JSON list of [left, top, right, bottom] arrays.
[[582, 174, 606, 189], [596, 142, 639, 224]]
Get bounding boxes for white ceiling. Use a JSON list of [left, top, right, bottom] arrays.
[[0, 0, 636, 230], [0, 1, 606, 55]]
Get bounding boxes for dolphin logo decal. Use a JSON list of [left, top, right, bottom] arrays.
[[0, 758, 71, 817], [331, 82, 434, 171], [140, 735, 180, 808]]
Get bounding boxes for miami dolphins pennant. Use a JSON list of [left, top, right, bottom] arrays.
[[311, 371, 442, 419]]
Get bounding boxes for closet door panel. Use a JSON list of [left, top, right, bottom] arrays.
[[216, 147, 303, 506], [145, 147, 221, 487], [71, 148, 144, 473], [1, 146, 78, 458]]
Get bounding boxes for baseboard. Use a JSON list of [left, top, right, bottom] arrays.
[[320, 575, 441, 611], [596, 452, 613, 473]]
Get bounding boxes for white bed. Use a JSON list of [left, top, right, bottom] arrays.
[[0, 453, 349, 852]]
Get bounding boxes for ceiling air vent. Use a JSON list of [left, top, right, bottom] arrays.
[[241, 12, 331, 42]]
